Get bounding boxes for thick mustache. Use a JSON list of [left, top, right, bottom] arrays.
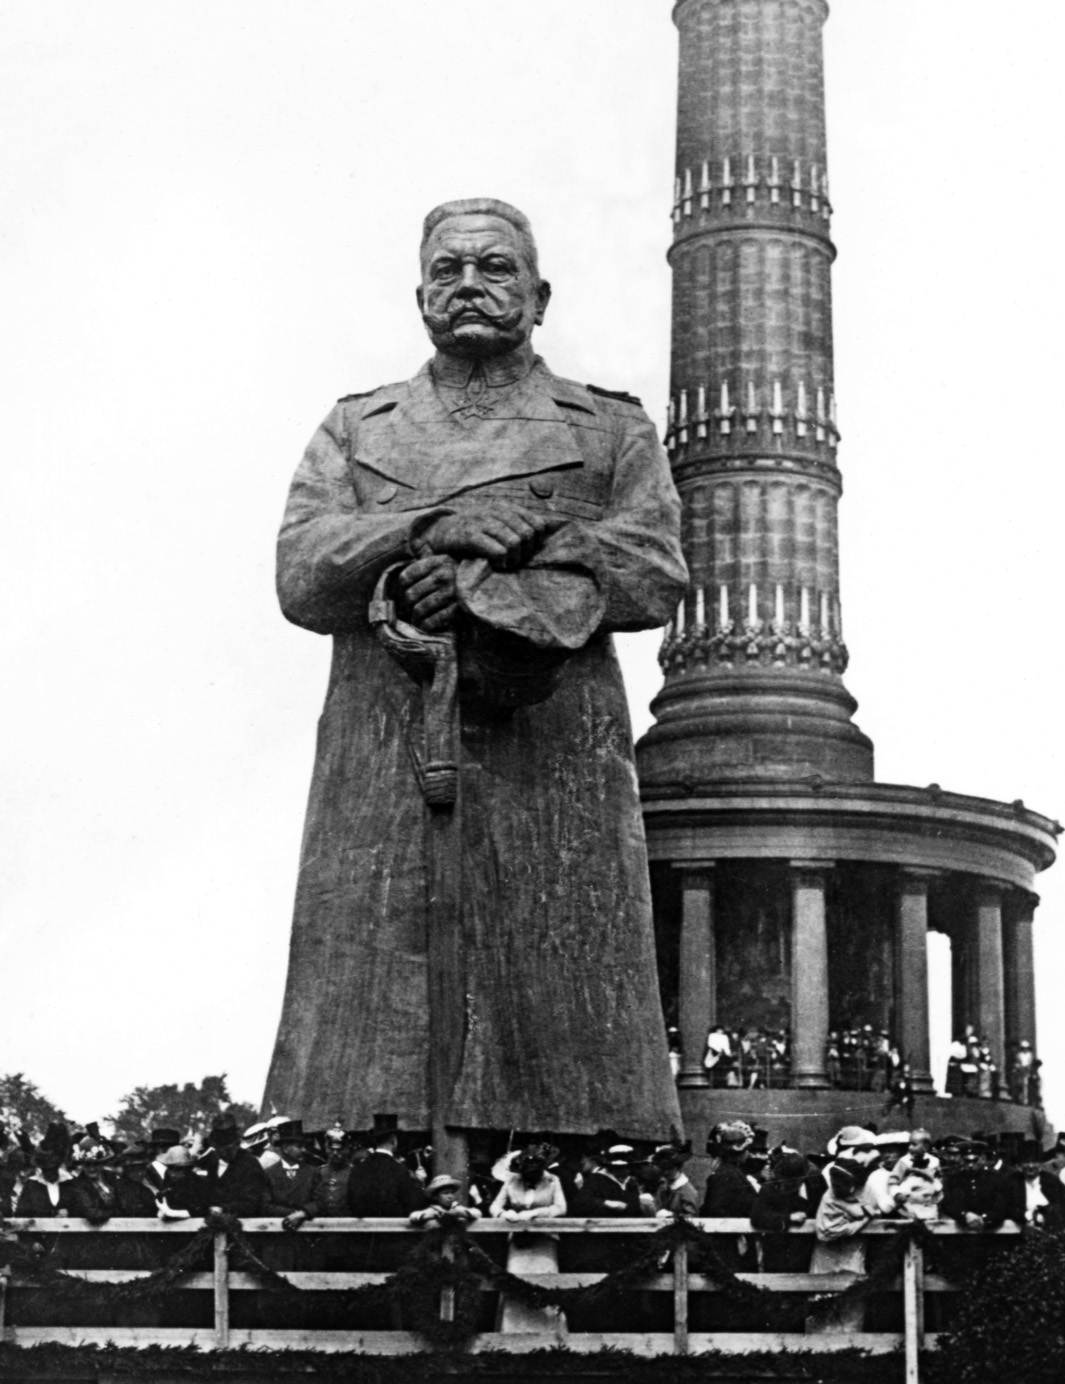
[[422, 303, 524, 331]]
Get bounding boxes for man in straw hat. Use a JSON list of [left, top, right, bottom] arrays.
[[263, 197, 686, 1162]]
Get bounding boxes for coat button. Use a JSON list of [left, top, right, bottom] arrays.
[[376, 483, 399, 504], [529, 476, 555, 499]]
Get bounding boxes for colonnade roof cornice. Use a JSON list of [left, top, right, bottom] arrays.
[[641, 779, 1060, 839], [640, 780, 1059, 886]]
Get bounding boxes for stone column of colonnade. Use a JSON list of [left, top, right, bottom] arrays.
[[949, 882, 1041, 1095], [1004, 891, 1038, 1056], [790, 861, 831, 1088], [671, 860, 1037, 1098], [674, 859, 834, 1091], [676, 865, 716, 1088], [895, 869, 936, 1093], [972, 882, 1008, 1072]]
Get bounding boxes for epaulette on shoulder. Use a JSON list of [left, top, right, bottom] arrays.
[[586, 383, 643, 408], [336, 389, 373, 404]]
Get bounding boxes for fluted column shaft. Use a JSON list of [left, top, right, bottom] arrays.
[[790, 861, 831, 1088], [668, 0, 838, 601], [643, 0, 874, 785]]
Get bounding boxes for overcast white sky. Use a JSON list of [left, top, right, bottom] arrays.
[[2, 0, 1063, 1133]]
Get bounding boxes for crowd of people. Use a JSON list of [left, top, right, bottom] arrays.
[[944, 1026, 1042, 1106], [3, 1109, 1063, 1239], [5, 1105, 1065, 1336], [678, 1021, 1043, 1107], [697, 1025, 791, 1088], [824, 1027, 903, 1092]]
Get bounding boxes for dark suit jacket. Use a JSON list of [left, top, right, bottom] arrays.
[[700, 1160, 757, 1218], [700, 1159, 759, 1272], [208, 1149, 267, 1217], [749, 1175, 822, 1272], [346, 1151, 427, 1217], [750, 1173, 824, 1231], [143, 1163, 167, 1196], [163, 1170, 212, 1217], [67, 1174, 120, 1223], [15, 1174, 78, 1218], [114, 1174, 161, 1217], [263, 1162, 320, 1217], [1004, 1170, 1065, 1228], [941, 1168, 1010, 1229], [0, 1168, 18, 1217], [571, 1169, 642, 1217]]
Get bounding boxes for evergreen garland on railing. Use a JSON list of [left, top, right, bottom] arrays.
[[0, 1213, 294, 1305], [1, 1213, 955, 1350]]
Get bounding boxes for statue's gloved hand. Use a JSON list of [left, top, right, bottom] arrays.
[[397, 555, 458, 632], [415, 505, 554, 571]]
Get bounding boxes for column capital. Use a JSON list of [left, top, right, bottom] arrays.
[[896, 866, 943, 895], [1005, 889, 1040, 924], [790, 859, 834, 881], [974, 878, 1011, 907]]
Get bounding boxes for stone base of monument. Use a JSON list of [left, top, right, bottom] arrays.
[[680, 1086, 1051, 1193]]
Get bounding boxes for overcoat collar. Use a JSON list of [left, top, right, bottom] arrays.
[[355, 358, 596, 500]]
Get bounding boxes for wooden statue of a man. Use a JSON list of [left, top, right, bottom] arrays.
[[263, 198, 686, 1147]]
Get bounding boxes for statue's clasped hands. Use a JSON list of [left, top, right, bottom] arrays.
[[401, 504, 554, 632]]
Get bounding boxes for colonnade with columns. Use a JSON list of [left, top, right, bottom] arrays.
[[673, 860, 1039, 1095]]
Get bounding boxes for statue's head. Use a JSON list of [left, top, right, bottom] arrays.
[[417, 198, 552, 359]]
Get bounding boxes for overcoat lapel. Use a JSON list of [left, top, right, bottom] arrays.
[[355, 365, 585, 499]]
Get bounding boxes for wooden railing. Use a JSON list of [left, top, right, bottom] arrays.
[[0, 1217, 1021, 1380]]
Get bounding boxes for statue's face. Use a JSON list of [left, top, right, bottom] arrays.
[[417, 213, 551, 358]]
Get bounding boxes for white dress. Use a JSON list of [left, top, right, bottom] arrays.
[[490, 1173, 568, 1336], [808, 1185, 870, 1333]]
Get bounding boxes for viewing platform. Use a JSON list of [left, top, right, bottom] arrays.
[[0, 1215, 1023, 1378]]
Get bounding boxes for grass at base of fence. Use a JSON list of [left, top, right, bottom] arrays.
[[0, 1342, 921, 1384]]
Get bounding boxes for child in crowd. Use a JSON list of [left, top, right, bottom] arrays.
[[888, 1128, 943, 1221], [409, 1174, 482, 1227]]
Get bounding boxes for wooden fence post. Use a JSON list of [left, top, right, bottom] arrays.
[[440, 1232, 456, 1323], [213, 1229, 230, 1349], [672, 1238, 689, 1355], [903, 1234, 922, 1384]]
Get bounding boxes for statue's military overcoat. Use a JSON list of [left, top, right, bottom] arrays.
[[264, 357, 686, 1139]]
